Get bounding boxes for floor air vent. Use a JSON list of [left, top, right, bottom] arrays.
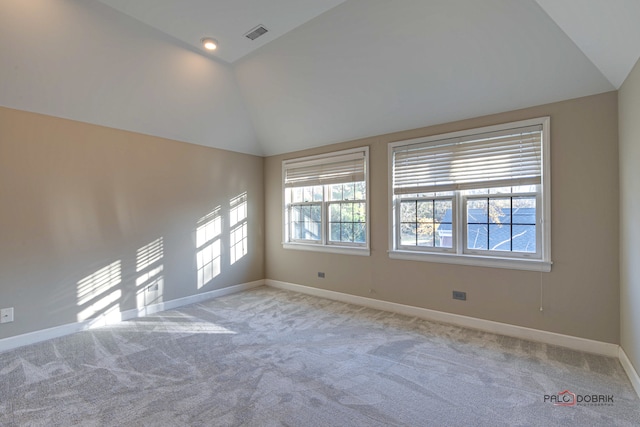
[[245, 25, 268, 41]]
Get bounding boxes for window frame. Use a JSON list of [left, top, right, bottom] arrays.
[[395, 195, 456, 253], [388, 117, 551, 272], [288, 201, 323, 244], [461, 190, 541, 259], [326, 199, 367, 247], [283, 147, 370, 256]]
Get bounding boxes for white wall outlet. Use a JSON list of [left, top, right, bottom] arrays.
[[0, 307, 14, 323]]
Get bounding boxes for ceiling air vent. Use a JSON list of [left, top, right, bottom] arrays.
[[245, 25, 268, 41]]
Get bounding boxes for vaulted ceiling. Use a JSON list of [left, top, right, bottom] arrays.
[[1, 0, 639, 156]]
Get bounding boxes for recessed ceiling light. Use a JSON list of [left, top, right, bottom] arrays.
[[201, 37, 218, 51]]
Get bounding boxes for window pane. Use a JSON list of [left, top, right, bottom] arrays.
[[328, 200, 367, 244], [343, 183, 355, 200], [311, 204, 322, 222], [341, 223, 354, 242], [290, 204, 321, 241], [400, 201, 416, 222], [417, 223, 434, 246], [290, 205, 302, 222], [512, 185, 538, 193], [400, 198, 454, 249], [489, 187, 512, 194], [489, 198, 510, 224], [489, 223, 510, 251], [513, 225, 536, 252], [313, 186, 323, 202], [341, 203, 353, 222], [329, 203, 340, 222], [303, 187, 313, 202], [401, 223, 417, 246], [303, 219, 321, 240], [513, 197, 536, 224], [330, 184, 343, 201], [466, 195, 538, 253], [355, 182, 366, 200], [417, 201, 433, 223], [467, 224, 488, 250], [353, 202, 366, 222], [467, 199, 488, 224], [291, 187, 303, 203], [354, 223, 366, 243], [329, 223, 341, 241], [435, 225, 453, 248], [435, 199, 453, 248], [292, 222, 304, 240], [464, 189, 488, 195], [435, 200, 452, 223]]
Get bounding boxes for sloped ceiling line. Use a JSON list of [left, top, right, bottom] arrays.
[[2, 0, 638, 157]]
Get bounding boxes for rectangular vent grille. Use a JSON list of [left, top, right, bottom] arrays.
[[245, 25, 268, 41]]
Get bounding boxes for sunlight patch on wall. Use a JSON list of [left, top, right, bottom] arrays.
[[230, 192, 248, 265], [197, 207, 222, 288], [136, 237, 164, 308], [77, 260, 122, 322]]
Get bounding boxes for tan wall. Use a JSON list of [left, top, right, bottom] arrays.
[[0, 107, 264, 339], [620, 58, 640, 371], [265, 91, 620, 343]]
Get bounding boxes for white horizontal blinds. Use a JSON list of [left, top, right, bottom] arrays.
[[284, 151, 366, 188], [393, 125, 542, 194]]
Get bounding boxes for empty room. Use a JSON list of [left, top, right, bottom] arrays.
[[1, 0, 640, 425]]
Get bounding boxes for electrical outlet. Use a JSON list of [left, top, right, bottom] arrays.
[[0, 307, 14, 323], [317, 272, 325, 278], [452, 291, 466, 301]]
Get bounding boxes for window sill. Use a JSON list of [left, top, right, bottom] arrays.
[[388, 250, 551, 272], [283, 242, 370, 257]]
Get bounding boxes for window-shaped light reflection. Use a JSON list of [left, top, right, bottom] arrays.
[[77, 260, 122, 322], [136, 237, 164, 308], [229, 192, 248, 265], [197, 207, 222, 288]]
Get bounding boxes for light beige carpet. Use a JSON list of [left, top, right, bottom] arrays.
[[1, 286, 638, 426]]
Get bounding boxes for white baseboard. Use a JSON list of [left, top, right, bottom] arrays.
[[0, 279, 264, 354], [619, 347, 640, 399], [265, 279, 620, 358], [0, 321, 94, 354]]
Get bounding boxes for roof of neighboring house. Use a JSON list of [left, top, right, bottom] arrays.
[[438, 208, 536, 252]]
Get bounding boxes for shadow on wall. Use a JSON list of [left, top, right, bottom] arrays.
[[74, 191, 250, 324]]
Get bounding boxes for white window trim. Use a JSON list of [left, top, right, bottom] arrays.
[[388, 117, 551, 272], [282, 146, 370, 256]]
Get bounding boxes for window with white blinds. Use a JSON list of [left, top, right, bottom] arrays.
[[283, 147, 370, 255], [388, 117, 551, 272], [284, 151, 366, 188], [392, 125, 542, 194]]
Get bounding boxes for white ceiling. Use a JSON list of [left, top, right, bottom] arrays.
[[1, 0, 639, 156], [536, 0, 640, 89], [97, 0, 347, 63], [235, 0, 616, 154]]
